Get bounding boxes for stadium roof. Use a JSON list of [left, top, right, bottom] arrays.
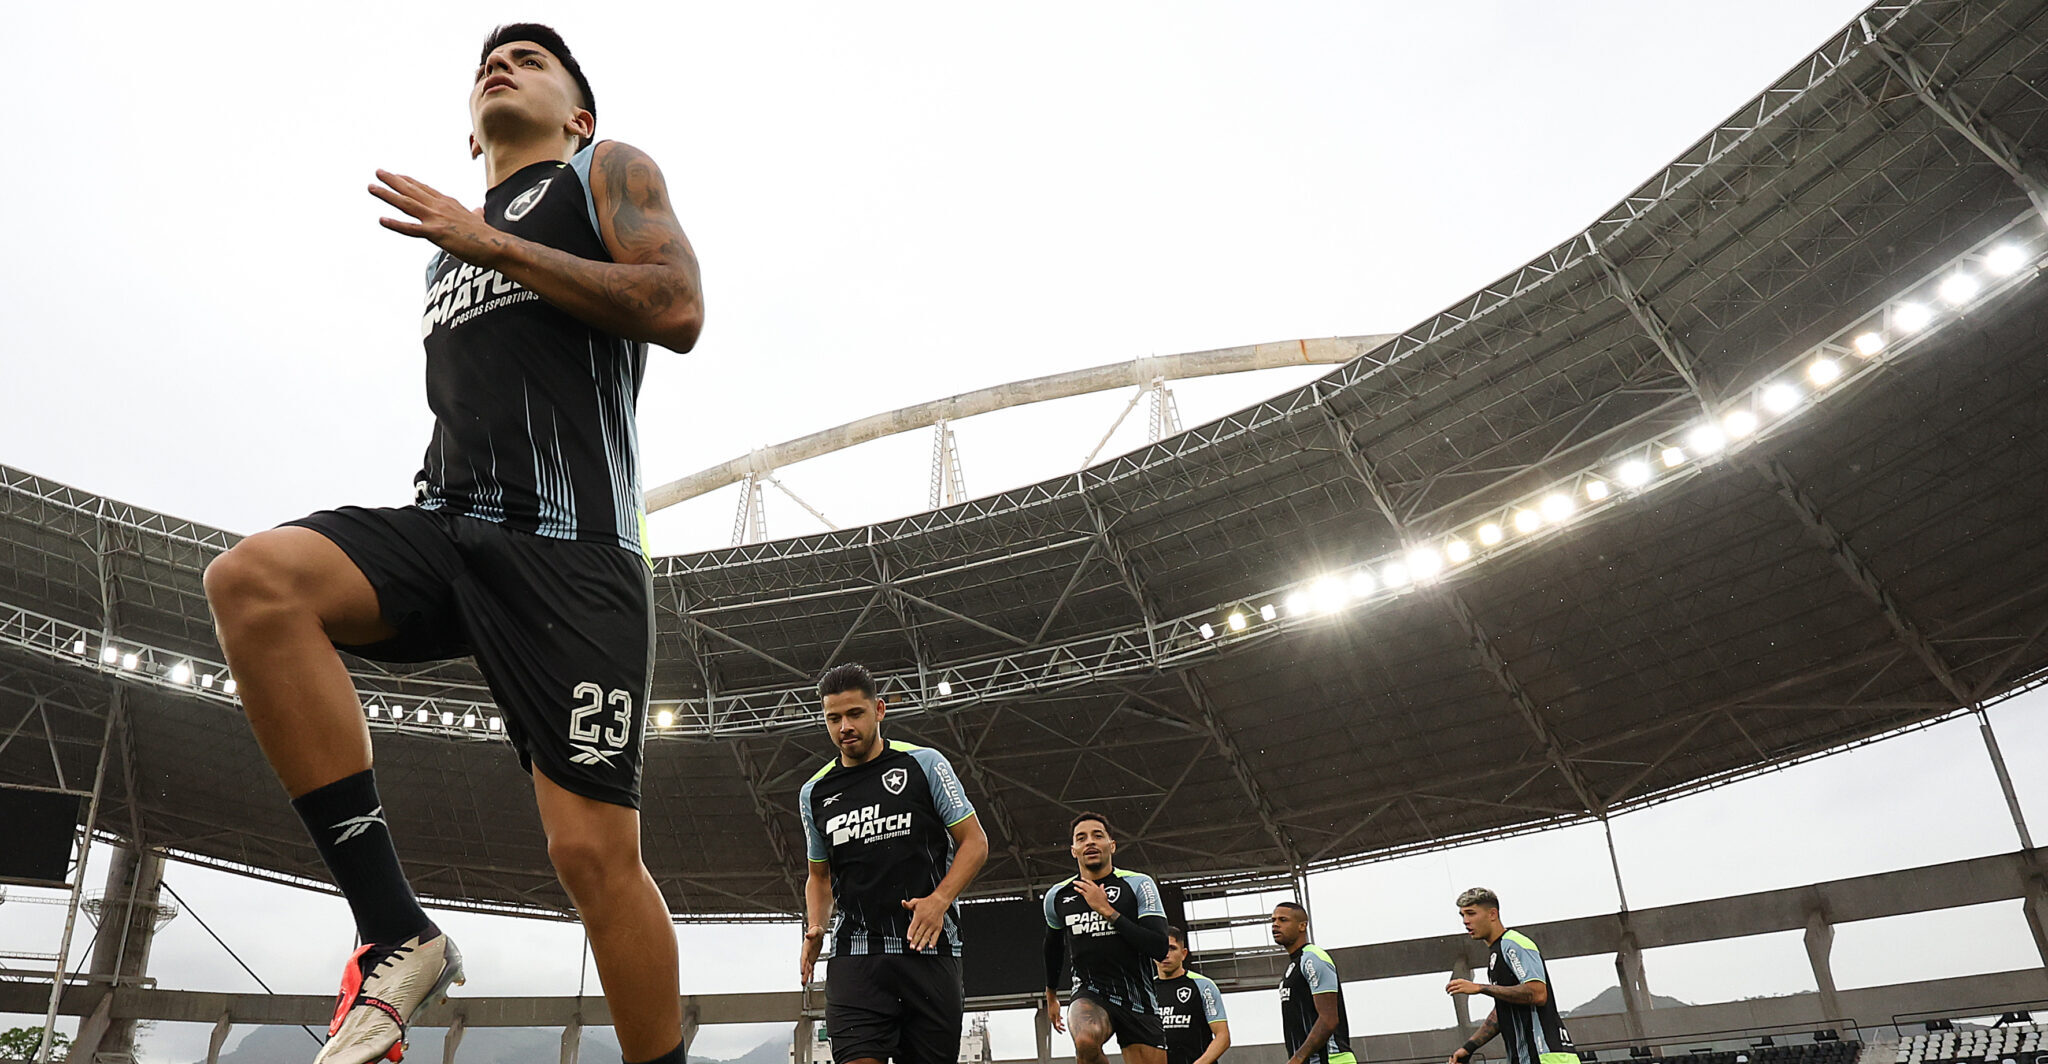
[[6, 0, 2048, 920]]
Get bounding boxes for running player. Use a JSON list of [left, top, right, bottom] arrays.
[[1271, 902, 1356, 1064], [798, 664, 990, 1064], [1155, 926, 1230, 1064], [203, 23, 701, 1064], [1043, 813, 1170, 1064], [1446, 888, 1577, 1064]]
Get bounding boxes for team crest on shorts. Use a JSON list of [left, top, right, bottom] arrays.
[[883, 767, 908, 795], [505, 178, 553, 221]]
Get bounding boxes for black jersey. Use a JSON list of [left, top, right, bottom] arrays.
[[416, 141, 649, 555], [1488, 930, 1575, 1064], [1043, 869, 1167, 1013], [800, 741, 977, 957], [1155, 971, 1228, 1064], [1279, 944, 1354, 1064]]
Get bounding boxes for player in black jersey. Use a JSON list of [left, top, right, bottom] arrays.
[[1043, 813, 1171, 1064], [1154, 926, 1231, 1064], [799, 664, 989, 1064], [1446, 888, 1577, 1064], [1272, 902, 1356, 1064], [203, 23, 701, 1064]]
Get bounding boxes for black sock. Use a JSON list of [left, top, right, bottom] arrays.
[[626, 1042, 685, 1064], [291, 769, 432, 945]]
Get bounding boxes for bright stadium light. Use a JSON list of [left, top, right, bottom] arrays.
[[1661, 447, 1685, 468], [1227, 612, 1247, 632], [416, 708, 429, 723], [489, 717, 503, 732], [1408, 549, 1443, 580], [1619, 461, 1651, 487], [1445, 538, 1472, 563], [1584, 480, 1609, 502], [937, 680, 953, 696], [1540, 493, 1574, 523], [223, 678, 238, 696], [1478, 523, 1504, 545], [169, 662, 191, 684], [440, 711, 455, 726], [463, 713, 477, 728], [1986, 244, 2026, 275], [71, 639, 86, 655], [1938, 272, 1980, 304], [1687, 424, 1725, 456], [1312, 575, 1350, 612], [1894, 302, 1932, 331], [100, 645, 118, 664], [1199, 622, 1215, 640], [1381, 562, 1410, 588], [1258, 604, 1277, 622], [200, 673, 216, 689], [1512, 509, 1540, 534], [120, 653, 139, 671], [1853, 332, 1885, 357], [1725, 410, 1758, 439], [1763, 383, 1801, 414], [656, 708, 675, 728], [1285, 591, 1311, 616], [1808, 357, 1841, 386], [1349, 570, 1376, 597]]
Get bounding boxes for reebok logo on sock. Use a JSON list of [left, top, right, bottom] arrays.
[[332, 806, 386, 844]]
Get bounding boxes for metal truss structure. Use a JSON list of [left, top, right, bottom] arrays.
[[7, 0, 2048, 924]]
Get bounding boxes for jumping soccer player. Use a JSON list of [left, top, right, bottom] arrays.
[[1271, 902, 1356, 1064], [1155, 926, 1231, 1064], [1446, 888, 1577, 1064], [1043, 813, 1170, 1064], [203, 23, 701, 1064], [798, 664, 990, 1064]]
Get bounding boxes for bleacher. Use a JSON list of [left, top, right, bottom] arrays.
[[1609, 1035, 1864, 1064], [1893, 1019, 2045, 1064]]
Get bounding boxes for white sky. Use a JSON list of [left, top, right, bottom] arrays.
[[8, 2, 2046, 1062]]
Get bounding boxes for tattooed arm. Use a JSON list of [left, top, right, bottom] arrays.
[[370, 141, 703, 352]]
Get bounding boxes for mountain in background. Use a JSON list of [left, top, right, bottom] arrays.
[[1565, 985, 1696, 1016]]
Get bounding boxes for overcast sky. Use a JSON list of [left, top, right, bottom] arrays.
[[8, 2, 2046, 1062]]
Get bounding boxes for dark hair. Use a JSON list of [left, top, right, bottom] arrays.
[[1069, 810, 1113, 838], [480, 23, 597, 147], [1456, 887, 1500, 910], [1166, 925, 1187, 949], [818, 663, 878, 701], [1275, 900, 1308, 918]]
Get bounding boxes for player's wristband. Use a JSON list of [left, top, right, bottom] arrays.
[[1463, 1041, 1482, 1055]]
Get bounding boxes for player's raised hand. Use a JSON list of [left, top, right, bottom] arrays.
[[1074, 876, 1115, 917], [370, 170, 504, 265], [901, 894, 949, 951], [799, 923, 826, 986]]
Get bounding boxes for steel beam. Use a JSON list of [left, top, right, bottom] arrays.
[[1865, 22, 2048, 216], [1593, 250, 1718, 412], [1176, 669, 1301, 867], [732, 738, 806, 909]]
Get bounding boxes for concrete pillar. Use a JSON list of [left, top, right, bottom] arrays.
[[795, 1018, 816, 1064], [1615, 923, 1652, 1042], [1803, 906, 1843, 1022], [561, 1014, 582, 1064], [443, 1010, 466, 1064], [681, 1002, 701, 1055], [70, 992, 114, 1062], [1037, 1003, 1054, 1061], [82, 844, 167, 1061], [2022, 868, 2048, 971], [205, 1011, 232, 1064], [1451, 964, 1474, 1031]]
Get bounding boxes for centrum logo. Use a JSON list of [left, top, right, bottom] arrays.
[[331, 806, 386, 844], [505, 178, 553, 221]]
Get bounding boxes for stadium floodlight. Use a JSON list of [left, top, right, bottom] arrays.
[[1445, 538, 1472, 563], [1853, 332, 1885, 357], [200, 673, 215, 689], [1512, 509, 1540, 534], [656, 708, 675, 728], [1258, 604, 1278, 622], [489, 717, 503, 732], [937, 679, 953, 696], [1540, 493, 1574, 523], [100, 645, 118, 664], [1349, 570, 1376, 597], [1312, 575, 1350, 612], [1477, 522, 1504, 545], [1381, 562, 1411, 588], [169, 662, 191, 684], [440, 711, 455, 726], [1619, 460, 1651, 487], [1285, 591, 1312, 616], [223, 678, 238, 696], [120, 653, 139, 671], [1408, 549, 1443, 580], [1584, 480, 1609, 502], [1227, 612, 1247, 631], [463, 713, 477, 728], [1808, 357, 1841, 386], [1894, 302, 1932, 331], [1938, 272, 1981, 304], [1763, 383, 1801, 413], [416, 708, 429, 723], [1987, 244, 2027, 275], [1687, 424, 1725, 455], [1725, 410, 1758, 439], [1199, 622, 1215, 640], [1661, 446, 1685, 468], [71, 639, 86, 655]]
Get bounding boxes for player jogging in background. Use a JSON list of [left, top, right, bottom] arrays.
[[1154, 925, 1231, 1064], [1043, 812, 1171, 1064], [1271, 901, 1355, 1064], [798, 664, 990, 1064], [203, 22, 702, 1064], [1446, 887, 1577, 1064]]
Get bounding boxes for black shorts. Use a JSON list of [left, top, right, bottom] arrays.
[[285, 505, 653, 808], [1074, 988, 1167, 1051], [825, 953, 963, 1064]]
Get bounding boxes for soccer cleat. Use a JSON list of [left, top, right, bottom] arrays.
[[314, 928, 464, 1064]]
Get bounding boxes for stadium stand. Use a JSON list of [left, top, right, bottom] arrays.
[[1893, 1019, 2044, 1064]]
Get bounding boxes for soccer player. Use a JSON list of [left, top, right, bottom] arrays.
[[1155, 926, 1231, 1064], [1043, 813, 1171, 1064], [1446, 888, 1577, 1064], [1271, 902, 1356, 1064], [798, 664, 990, 1064], [202, 23, 702, 1064]]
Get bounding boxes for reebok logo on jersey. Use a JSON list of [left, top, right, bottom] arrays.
[[331, 807, 386, 844], [822, 793, 842, 806], [505, 178, 553, 221], [824, 803, 914, 845], [882, 767, 907, 795]]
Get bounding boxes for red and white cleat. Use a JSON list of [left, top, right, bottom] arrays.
[[314, 929, 464, 1064]]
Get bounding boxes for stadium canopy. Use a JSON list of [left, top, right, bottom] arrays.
[[5, 0, 2048, 920]]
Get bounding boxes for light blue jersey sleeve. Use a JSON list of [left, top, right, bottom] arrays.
[[905, 746, 977, 826], [1302, 946, 1341, 994], [567, 140, 604, 238], [1193, 974, 1228, 1022], [1500, 932, 1549, 984], [1043, 883, 1065, 929], [798, 775, 830, 862], [1123, 871, 1166, 918]]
